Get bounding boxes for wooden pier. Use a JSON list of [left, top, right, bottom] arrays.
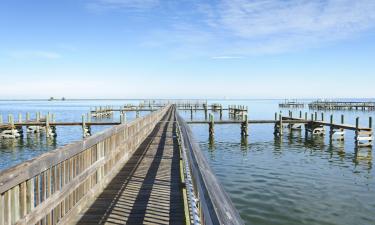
[[308, 101, 375, 110], [279, 100, 305, 108], [0, 105, 243, 225], [188, 111, 373, 148]]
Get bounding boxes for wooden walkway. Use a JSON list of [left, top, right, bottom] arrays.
[[74, 109, 186, 225]]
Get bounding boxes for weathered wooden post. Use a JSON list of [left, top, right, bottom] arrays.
[[329, 114, 334, 142], [241, 114, 248, 137], [45, 113, 50, 138], [314, 112, 318, 121], [279, 114, 283, 135], [18, 113, 22, 123], [299, 111, 302, 118], [220, 105, 223, 120], [341, 114, 344, 124], [120, 113, 124, 124], [369, 117, 373, 129], [136, 109, 140, 118], [204, 104, 208, 120], [190, 106, 193, 120], [321, 112, 324, 121], [355, 117, 360, 147], [305, 112, 308, 120], [0, 114, 2, 124], [9, 114, 15, 136], [209, 113, 214, 137]]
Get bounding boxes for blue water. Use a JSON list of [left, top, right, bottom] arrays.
[[0, 100, 147, 170], [1, 99, 374, 225]]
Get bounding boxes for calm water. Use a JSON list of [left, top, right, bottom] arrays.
[[181, 100, 375, 225], [1, 100, 374, 225], [0, 100, 147, 170]]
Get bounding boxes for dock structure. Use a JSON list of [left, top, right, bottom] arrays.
[[279, 100, 305, 108], [188, 111, 373, 148], [0, 105, 243, 225], [308, 100, 375, 110]]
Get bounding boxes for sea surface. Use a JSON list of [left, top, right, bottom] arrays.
[[1, 99, 374, 225]]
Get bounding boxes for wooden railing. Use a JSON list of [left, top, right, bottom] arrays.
[[176, 112, 244, 225], [0, 105, 170, 225]]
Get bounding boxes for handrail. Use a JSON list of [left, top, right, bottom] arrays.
[[0, 105, 170, 225], [176, 111, 244, 225]]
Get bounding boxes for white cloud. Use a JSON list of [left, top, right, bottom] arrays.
[[9, 51, 61, 59], [88, 0, 375, 55]]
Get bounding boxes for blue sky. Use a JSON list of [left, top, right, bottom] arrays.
[[1, 0, 375, 99]]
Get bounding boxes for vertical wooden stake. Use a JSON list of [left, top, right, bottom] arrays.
[[0, 114, 2, 124], [18, 113, 22, 123], [369, 117, 372, 129], [279, 114, 283, 135], [341, 114, 344, 124], [321, 112, 324, 121], [209, 113, 214, 137], [82, 114, 86, 138], [241, 114, 248, 137]]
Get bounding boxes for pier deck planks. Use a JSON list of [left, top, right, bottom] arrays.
[[75, 109, 185, 225]]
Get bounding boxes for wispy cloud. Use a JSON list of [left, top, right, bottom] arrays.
[[88, 0, 375, 56], [9, 51, 61, 59]]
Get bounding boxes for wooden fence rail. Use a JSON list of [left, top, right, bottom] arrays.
[[0, 105, 170, 225]]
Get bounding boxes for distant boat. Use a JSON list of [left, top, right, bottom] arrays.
[[48, 97, 55, 101]]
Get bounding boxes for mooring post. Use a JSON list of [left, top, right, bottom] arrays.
[[209, 113, 214, 137], [45, 113, 50, 138], [220, 105, 223, 120], [299, 111, 302, 118], [369, 117, 372, 129], [0, 114, 2, 124], [341, 114, 344, 124], [275, 112, 277, 121], [82, 114, 86, 137], [205, 104, 208, 120], [241, 114, 248, 137], [329, 114, 334, 141], [305, 112, 308, 120], [314, 112, 318, 121], [9, 114, 14, 132], [321, 112, 324, 121], [190, 106, 193, 120], [355, 117, 360, 147], [120, 113, 124, 124], [280, 114, 283, 135], [26, 112, 30, 121]]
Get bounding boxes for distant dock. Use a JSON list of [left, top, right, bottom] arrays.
[[308, 101, 375, 110]]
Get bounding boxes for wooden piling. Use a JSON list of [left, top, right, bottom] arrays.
[[369, 117, 372, 129], [209, 113, 214, 137], [241, 114, 248, 137]]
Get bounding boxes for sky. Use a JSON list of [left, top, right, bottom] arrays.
[[1, 0, 375, 99]]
